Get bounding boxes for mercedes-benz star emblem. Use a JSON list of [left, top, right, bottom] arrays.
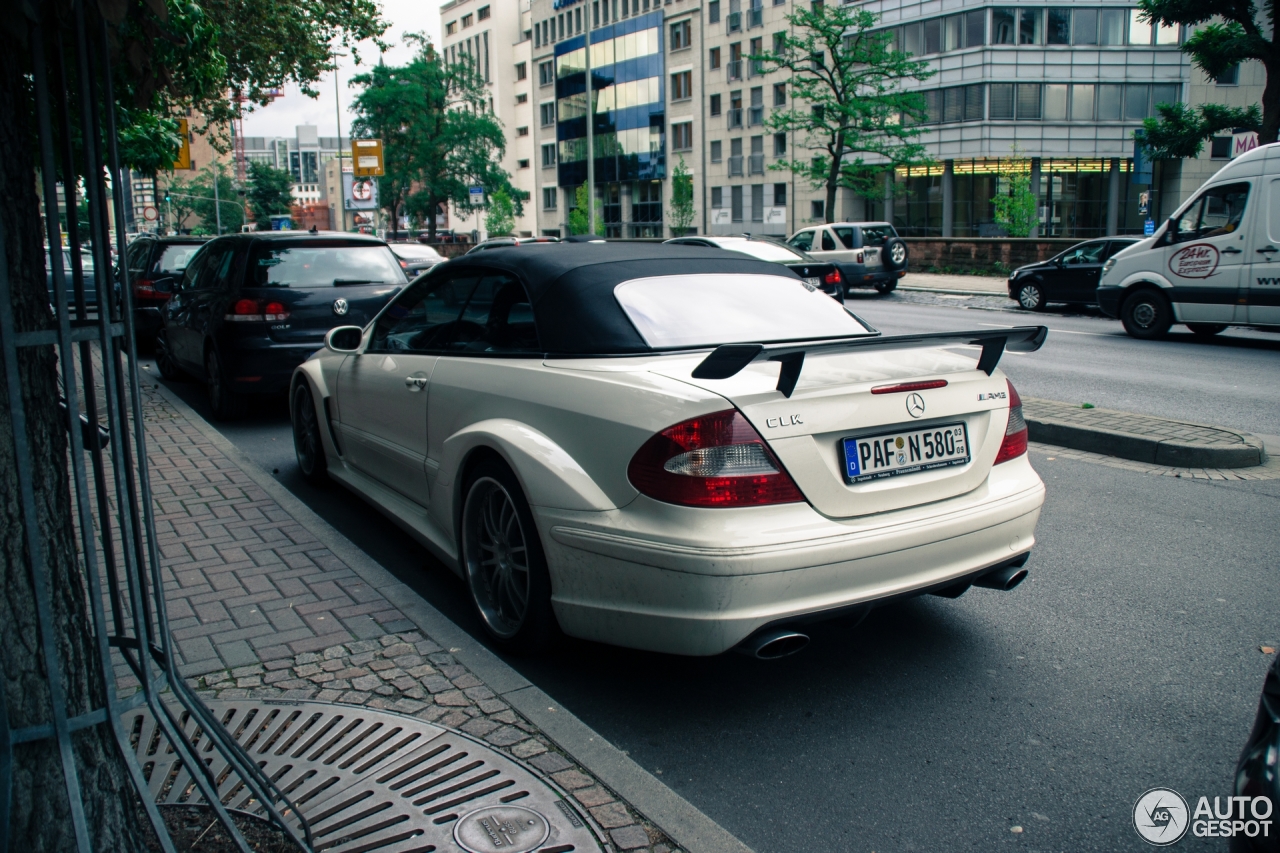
[[332, 298, 349, 316], [906, 393, 926, 418]]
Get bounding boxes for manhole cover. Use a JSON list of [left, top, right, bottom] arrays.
[[127, 699, 604, 853]]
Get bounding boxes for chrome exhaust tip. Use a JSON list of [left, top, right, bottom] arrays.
[[973, 565, 1028, 591], [735, 629, 811, 660]]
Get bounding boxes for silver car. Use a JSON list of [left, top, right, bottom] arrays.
[[787, 222, 909, 294]]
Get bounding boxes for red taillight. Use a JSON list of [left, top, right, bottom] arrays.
[[264, 301, 289, 321], [226, 298, 290, 322], [133, 279, 171, 301], [857, 251, 865, 263], [628, 409, 806, 508], [871, 379, 948, 395], [994, 379, 1028, 465], [824, 269, 841, 284]]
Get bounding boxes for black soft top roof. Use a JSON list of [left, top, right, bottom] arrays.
[[432, 242, 800, 355]]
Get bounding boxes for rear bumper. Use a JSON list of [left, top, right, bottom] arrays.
[[1096, 285, 1123, 318], [218, 338, 322, 395], [537, 456, 1045, 656], [134, 306, 164, 336], [836, 263, 906, 288]]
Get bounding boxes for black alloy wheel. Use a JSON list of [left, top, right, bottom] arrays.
[[1017, 281, 1047, 311], [1120, 289, 1174, 340], [1187, 323, 1228, 338], [460, 459, 556, 653], [292, 382, 328, 485], [205, 346, 247, 421], [154, 330, 185, 380]]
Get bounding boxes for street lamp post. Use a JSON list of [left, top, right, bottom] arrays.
[[213, 163, 222, 234]]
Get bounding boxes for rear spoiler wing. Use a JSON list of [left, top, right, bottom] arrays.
[[691, 326, 1048, 398]]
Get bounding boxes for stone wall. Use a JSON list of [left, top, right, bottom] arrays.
[[904, 238, 1083, 272]]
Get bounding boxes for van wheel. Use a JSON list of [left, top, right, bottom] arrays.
[[1187, 323, 1227, 338], [1017, 282, 1046, 311], [1120, 289, 1173, 340], [460, 459, 557, 654]]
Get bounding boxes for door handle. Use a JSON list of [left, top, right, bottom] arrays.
[[1221, 247, 1242, 254], [404, 376, 427, 390], [1258, 245, 1278, 254]]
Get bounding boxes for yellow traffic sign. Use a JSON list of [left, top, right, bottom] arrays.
[[352, 139, 385, 177], [174, 118, 191, 170]]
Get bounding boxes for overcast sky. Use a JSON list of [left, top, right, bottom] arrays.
[[241, 0, 444, 139]]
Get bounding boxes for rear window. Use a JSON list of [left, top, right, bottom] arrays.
[[860, 226, 896, 247], [720, 241, 804, 263], [248, 241, 406, 288], [154, 244, 203, 275], [614, 274, 871, 349]]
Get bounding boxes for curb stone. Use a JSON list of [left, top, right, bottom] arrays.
[[146, 375, 754, 853]]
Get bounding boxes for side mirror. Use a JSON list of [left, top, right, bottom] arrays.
[[153, 277, 174, 293], [325, 325, 364, 353]]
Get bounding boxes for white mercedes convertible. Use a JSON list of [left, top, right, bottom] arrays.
[[291, 243, 1048, 658]]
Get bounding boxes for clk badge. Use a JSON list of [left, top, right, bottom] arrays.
[[905, 393, 926, 418], [766, 414, 803, 428], [333, 298, 349, 316]]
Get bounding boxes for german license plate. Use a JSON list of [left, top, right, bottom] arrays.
[[842, 423, 969, 483], [804, 277, 822, 289]]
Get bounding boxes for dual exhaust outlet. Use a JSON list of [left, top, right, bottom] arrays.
[[734, 558, 1029, 660]]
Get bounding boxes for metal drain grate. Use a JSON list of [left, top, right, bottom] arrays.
[[127, 700, 605, 853]]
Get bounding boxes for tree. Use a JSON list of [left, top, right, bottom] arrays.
[[1139, 0, 1277, 146], [2, 0, 386, 848], [754, 2, 934, 223], [992, 144, 1040, 238], [668, 156, 696, 237], [160, 176, 198, 234], [567, 183, 603, 235], [485, 188, 516, 236], [352, 40, 517, 241], [246, 161, 295, 229], [188, 164, 247, 233]]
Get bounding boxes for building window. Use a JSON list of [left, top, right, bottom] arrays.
[[478, 5, 490, 19], [773, 132, 786, 156], [462, 13, 473, 28], [1128, 9, 1151, 44], [543, 187, 558, 209], [671, 71, 693, 100], [749, 37, 764, 76], [517, 126, 530, 137], [539, 61, 554, 86], [711, 140, 722, 162], [1210, 137, 1232, 159], [516, 93, 528, 104], [518, 159, 530, 169], [1097, 84, 1123, 120], [1016, 82, 1041, 120], [749, 86, 764, 125], [774, 183, 786, 206], [673, 122, 693, 150], [1073, 9, 1098, 45], [709, 0, 719, 23], [811, 199, 824, 220], [731, 185, 744, 221], [446, 20, 457, 35], [1216, 64, 1240, 85], [990, 83, 1014, 119], [671, 20, 691, 50], [991, 8, 1014, 44], [540, 102, 555, 125], [1046, 8, 1070, 44], [1043, 83, 1068, 120], [749, 135, 764, 174], [773, 83, 786, 107], [1099, 9, 1126, 44], [710, 47, 721, 69], [730, 137, 743, 176], [751, 184, 764, 221], [1124, 84, 1149, 120], [710, 94, 722, 116], [516, 62, 527, 80], [542, 143, 556, 167], [711, 186, 723, 208]]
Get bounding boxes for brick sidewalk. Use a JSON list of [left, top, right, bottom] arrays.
[[134, 382, 677, 853]]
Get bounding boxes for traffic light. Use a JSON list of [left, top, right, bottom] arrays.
[[163, 190, 171, 202]]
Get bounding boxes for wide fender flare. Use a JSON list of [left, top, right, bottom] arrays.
[[290, 360, 339, 458], [438, 419, 616, 513]]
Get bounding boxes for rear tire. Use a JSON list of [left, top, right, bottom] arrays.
[[460, 459, 556, 654], [1187, 323, 1227, 338], [292, 382, 328, 486], [882, 237, 909, 272], [874, 280, 897, 295], [1017, 281, 1047, 311], [154, 330, 185, 380], [206, 346, 247, 421], [1120, 289, 1173, 340]]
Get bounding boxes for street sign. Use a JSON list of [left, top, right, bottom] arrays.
[[343, 174, 379, 211], [1144, 219, 1155, 236], [142, 206, 158, 222], [173, 118, 191, 171], [469, 186, 484, 205], [352, 139, 385, 177]]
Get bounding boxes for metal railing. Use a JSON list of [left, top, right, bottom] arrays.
[[727, 59, 743, 80], [729, 155, 745, 176], [728, 108, 744, 128], [727, 11, 742, 31], [2, 4, 315, 851], [749, 105, 765, 125], [748, 7, 763, 27], [749, 153, 766, 174]]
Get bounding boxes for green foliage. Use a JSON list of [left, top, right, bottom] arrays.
[[246, 161, 294, 227], [753, 2, 934, 222], [567, 183, 603, 235], [352, 38, 516, 240], [187, 165, 247, 233], [161, 175, 198, 233], [992, 145, 1039, 239], [668, 157, 696, 237], [485, 189, 516, 236], [1141, 101, 1263, 159], [1138, 0, 1278, 144]]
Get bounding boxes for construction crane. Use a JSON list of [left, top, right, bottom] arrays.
[[231, 89, 283, 182]]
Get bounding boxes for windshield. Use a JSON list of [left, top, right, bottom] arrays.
[[615, 274, 871, 349], [154, 244, 203, 275], [720, 240, 804, 263], [248, 242, 406, 288]]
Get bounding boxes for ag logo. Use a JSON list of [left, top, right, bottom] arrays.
[[1133, 788, 1190, 846], [1168, 243, 1220, 279], [332, 298, 349, 316], [905, 393, 926, 418]]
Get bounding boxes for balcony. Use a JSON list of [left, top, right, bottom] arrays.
[[748, 59, 765, 78], [747, 7, 762, 27], [726, 11, 741, 31], [748, 105, 764, 126], [727, 60, 742, 81], [729, 155, 744, 177], [748, 153, 765, 175], [727, 108, 743, 129]]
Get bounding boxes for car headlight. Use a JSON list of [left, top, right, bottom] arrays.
[[1102, 258, 1116, 277]]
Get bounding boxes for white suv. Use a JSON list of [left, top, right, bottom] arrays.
[[787, 222, 909, 294]]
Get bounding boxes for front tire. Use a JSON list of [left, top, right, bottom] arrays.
[[205, 346, 247, 421], [1187, 323, 1227, 338], [1120, 289, 1173, 340], [460, 459, 556, 653], [292, 382, 328, 486], [1017, 281, 1046, 311]]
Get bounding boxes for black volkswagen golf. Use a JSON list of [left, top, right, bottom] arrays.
[[155, 233, 406, 419]]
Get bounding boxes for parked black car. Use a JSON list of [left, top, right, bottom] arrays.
[[663, 235, 846, 301], [123, 235, 208, 342], [45, 245, 102, 311], [1007, 237, 1140, 310], [155, 233, 406, 419], [1231, 653, 1280, 853]]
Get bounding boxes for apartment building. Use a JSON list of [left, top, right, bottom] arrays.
[[440, 0, 538, 237], [241, 126, 349, 205]]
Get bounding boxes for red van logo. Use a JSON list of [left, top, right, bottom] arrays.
[[1169, 244, 1220, 279]]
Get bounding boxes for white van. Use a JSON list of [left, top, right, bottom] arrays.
[[1097, 141, 1280, 339]]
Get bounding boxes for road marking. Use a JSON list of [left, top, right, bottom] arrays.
[[977, 322, 1114, 338]]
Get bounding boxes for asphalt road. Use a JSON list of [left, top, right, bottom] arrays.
[[139, 297, 1280, 852]]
